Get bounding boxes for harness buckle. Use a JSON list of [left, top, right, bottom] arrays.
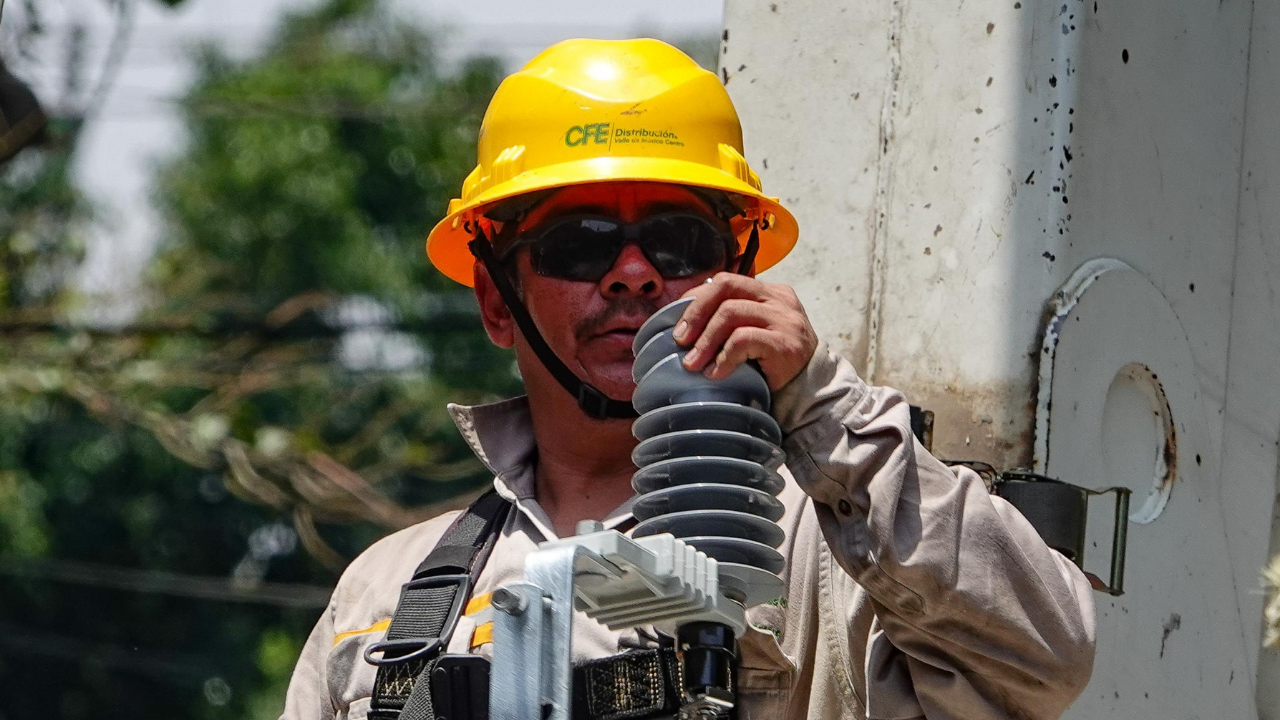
[[576, 384, 612, 420], [431, 655, 491, 720], [363, 574, 472, 666]]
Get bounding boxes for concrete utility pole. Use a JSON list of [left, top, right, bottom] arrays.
[[722, 0, 1280, 716]]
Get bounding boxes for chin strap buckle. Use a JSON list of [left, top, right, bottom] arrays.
[[577, 383, 614, 420]]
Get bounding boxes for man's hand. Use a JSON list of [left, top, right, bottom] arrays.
[[673, 272, 819, 391]]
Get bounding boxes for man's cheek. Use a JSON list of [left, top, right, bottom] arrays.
[[668, 276, 712, 298]]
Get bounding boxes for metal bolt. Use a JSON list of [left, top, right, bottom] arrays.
[[491, 587, 527, 616]]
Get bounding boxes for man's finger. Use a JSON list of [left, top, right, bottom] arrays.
[[704, 326, 775, 381], [682, 298, 772, 372], [674, 272, 765, 346]]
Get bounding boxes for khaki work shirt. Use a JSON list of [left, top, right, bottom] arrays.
[[281, 344, 1096, 720]]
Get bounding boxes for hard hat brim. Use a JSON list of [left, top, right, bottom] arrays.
[[426, 156, 798, 287]]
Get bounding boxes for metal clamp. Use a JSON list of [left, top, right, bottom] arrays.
[[993, 471, 1131, 596]]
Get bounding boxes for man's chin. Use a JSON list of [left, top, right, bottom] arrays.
[[581, 369, 638, 404], [575, 351, 640, 395]]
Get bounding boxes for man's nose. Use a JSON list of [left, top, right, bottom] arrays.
[[599, 243, 663, 298]]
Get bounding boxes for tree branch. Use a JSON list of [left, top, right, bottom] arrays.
[[0, 365, 482, 567]]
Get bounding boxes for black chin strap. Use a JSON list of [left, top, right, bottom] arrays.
[[467, 220, 762, 421], [469, 228, 639, 420], [737, 222, 760, 275]]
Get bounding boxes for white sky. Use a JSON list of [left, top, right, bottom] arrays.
[[6, 0, 723, 314]]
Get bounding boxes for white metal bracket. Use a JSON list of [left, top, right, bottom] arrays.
[[488, 530, 747, 720]]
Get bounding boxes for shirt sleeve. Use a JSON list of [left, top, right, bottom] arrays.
[[771, 342, 1097, 720], [280, 594, 338, 720]]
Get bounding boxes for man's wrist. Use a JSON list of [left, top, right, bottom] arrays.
[[770, 341, 866, 438]]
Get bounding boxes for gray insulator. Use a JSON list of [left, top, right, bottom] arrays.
[[633, 353, 770, 414], [630, 298, 788, 606], [633, 402, 781, 445], [632, 299, 694, 351], [683, 537, 786, 575], [632, 483, 785, 522], [633, 429, 784, 470], [632, 456, 785, 495]]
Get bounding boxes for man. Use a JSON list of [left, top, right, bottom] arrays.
[[282, 38, 1095, 720]]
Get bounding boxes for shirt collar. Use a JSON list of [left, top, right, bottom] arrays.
[[447, 396, 637, 540]]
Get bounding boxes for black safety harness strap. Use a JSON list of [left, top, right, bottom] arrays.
[[572, 646, 683, 720], [736, 222, 760, 277], [366, 490, 511, 720]]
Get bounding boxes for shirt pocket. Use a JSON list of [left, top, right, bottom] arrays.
[[737, 604, 797, 720]]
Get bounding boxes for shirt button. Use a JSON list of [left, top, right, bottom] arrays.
[[837, 499, 853, 516]]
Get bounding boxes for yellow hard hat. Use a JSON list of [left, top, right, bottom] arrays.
[[425, 38, 799, 287]]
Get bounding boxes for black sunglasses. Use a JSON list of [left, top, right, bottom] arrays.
[[499, 211, 739, 281]]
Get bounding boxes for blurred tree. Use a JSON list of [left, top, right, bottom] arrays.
[[0, 120, 86, 309], [0, 0, 516, 718], [141, 0, 519, 534]]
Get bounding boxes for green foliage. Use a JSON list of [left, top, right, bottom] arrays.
[[0, 1, 519, 718], [148, 0, 515, 392], [144, 0, 519, 503], [0, 124, 88, 309], [153, 6, 489, 301]]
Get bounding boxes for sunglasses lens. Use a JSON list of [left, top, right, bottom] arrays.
[[529, 218, 623, 280], [522, 213, 734, 281], [639, 215, 731, 278]]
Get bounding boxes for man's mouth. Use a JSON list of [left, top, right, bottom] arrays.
[[590, 321, 646, 344], [596, 329, 640, 345]]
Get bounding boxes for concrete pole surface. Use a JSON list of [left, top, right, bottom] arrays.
[[722, 0, 1280, 716]]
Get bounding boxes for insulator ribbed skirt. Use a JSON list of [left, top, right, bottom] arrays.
[[630, 298, 786, 606]]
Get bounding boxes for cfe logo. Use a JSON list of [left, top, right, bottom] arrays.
[[565, 123, 610, 147]]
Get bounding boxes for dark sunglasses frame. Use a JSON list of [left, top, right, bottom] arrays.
[[497, 211, 740, 281]]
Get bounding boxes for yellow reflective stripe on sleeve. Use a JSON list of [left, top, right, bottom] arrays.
[[471, 622, 493, 648], [332, 618, 390, 646], [465, 592, 491, 616]]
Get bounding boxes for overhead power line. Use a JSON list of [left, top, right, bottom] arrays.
[[0, 624, 215, 683], [0, 556, 332, 608]]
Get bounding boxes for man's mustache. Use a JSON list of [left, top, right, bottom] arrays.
[[575, 297, 664, 344]]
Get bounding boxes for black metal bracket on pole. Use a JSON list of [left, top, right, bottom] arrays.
[[914, 405, 1131, 597], [991, 470, 1130, 596], [908, 405, 935, 452]]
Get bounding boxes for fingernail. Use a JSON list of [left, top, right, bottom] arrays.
[[704, 361, 718, 378], [682, 348, 698, 367], [674, 320, 689, 342]]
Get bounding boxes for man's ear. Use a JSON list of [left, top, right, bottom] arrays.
[[474, 261, 516, 349]]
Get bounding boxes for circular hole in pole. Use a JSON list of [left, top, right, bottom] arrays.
[[1100, 363, 1176, 524]]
